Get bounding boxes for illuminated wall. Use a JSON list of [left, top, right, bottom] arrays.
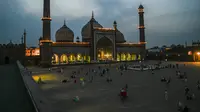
[[26, 48, 40, 56]]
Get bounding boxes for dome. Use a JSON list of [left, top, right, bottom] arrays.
[[139, 4, 144, 9], [116, 30, 126, 43], [81, 12, 103, 42], [55, 21, 74, 42]]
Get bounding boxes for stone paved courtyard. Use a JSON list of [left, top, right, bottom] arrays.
[[29, 61, 200, 112]]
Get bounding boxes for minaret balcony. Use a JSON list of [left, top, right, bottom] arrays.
[[41, 17, 52, 21], [138, 26, 145, 29]]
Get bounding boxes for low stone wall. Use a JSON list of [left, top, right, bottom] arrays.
[[16, 61, 39, 112], [16, 61, 53, 112]]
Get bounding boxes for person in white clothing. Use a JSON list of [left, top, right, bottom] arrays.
[[164, 90, 168, 100]]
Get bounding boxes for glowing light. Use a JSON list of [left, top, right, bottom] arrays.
[[197, 52, 200, 55], [138, 9, 144, 12], [138, 26, 145, 29], [94, 27, 114, 31], [188, 51, 192, 55], [26, 48, 40, 56], [41, 17, 52, 20], [52, 42, 89, 45], [32, 74, 58, 82], [40, 40, 53, 43]]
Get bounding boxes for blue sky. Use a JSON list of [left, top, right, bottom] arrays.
[[1, 0, 200, 48]]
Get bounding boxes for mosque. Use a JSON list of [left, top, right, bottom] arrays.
[[39, 0, 146, 67]]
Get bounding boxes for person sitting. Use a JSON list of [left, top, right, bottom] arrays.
[[73, 96, 79, 102], [185, 86, 189, 95]]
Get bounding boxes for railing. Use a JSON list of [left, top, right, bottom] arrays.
[[16, 61, 40, 112]]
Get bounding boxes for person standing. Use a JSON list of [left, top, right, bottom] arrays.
[[164, 90, 168, 100]]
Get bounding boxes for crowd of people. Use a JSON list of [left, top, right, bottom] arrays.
[[32, 61, 199, 111]]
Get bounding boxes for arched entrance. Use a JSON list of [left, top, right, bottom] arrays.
[[52, 54, 59, 65], [96, 37, 113, 61], [5, 56, 10, 64], [60, 54, 68, 64]]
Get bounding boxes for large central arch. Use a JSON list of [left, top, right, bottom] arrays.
[[96, 37, 113, 60]]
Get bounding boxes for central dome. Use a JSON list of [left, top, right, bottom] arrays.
[[81, 12, 103, 42], [55, 21, 74, 42]]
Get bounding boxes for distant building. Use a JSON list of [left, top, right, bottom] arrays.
[[0, 32, 26, 65], [146, 42, 200, 61]]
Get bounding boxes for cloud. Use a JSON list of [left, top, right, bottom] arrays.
[[18, 0, 102, 20]]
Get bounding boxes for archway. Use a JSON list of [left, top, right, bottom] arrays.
[[138, 54, 141, 60], [126, 53, 131, 61], [131, 54, 137, 60], [77, 54, 83, 62], [194, 52, 200, 62], [5, 56, 10, 64], [60, 54, 68, 64], [117, 54, 120, 61], [121, 53, 126, 61], [69, 54, 76, 63], [96, 37, 113, 61], [52, 54, 59, 64]]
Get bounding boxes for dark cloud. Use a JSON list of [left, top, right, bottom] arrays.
[[1, 0, 200, 48]]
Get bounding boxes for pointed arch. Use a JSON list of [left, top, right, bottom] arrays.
[[121, 53, 126, 61], [117, 53, 120, 61], [60, 54, 68, 64], [131, 54, 137, 60], [126, 53, 131, 61], [52, 54, 59, 64], [77, 53, 83, 62]]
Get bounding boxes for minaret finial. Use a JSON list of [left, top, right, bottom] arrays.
[[64, 19, 66, 26], [92, 11, 94, 18]]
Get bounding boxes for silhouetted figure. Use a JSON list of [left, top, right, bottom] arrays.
[[183, 106, 189, 112], [185, 86, 189, 95], [177, 101, 183, 111], [125, 84, 128, 90]]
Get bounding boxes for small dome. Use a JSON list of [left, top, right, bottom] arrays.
[[81, 12, 103, 42], [139, 4, 144, 9], [116, 30, 126, 43], [55, 21, 74, 42], [113, 20, 117, 25]]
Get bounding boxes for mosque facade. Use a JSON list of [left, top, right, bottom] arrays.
[[40, 0, 146, 67]]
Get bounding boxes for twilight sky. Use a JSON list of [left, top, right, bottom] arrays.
[[1, 0, 200, 48]]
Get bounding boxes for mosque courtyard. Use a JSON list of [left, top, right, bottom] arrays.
[[28, 61, 200, 112]]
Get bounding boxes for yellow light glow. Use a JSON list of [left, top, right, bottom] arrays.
[[197, 52, 200, 55], [95, 27, 114, 31], [40, 40, 53, 43], [41, 17, 52, 20], [32, 74, 58, 82], [138, 26, 145, 29]]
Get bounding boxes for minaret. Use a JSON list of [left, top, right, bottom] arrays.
[[21, 35, 24, 44], [113, 20, 117, 60], [90, 11, 95, 60], [23, 29, 26, 48], [42, 0, 51, 40], [40, 0, 52, 67], [138, 4, 146, 46]]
